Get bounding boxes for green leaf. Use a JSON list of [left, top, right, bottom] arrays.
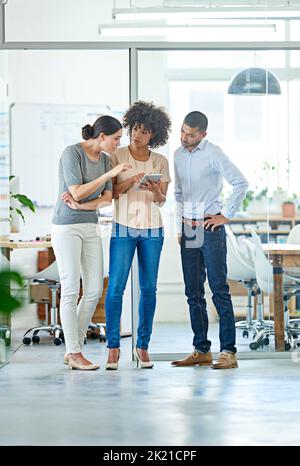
[[12, 194, 35, 213], [15, 208, 25, 223], [7, 271, 24, 287], [9, 175, 15, 181], [0, 270, 24, 315]]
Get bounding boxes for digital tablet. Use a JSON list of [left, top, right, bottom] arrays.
[[136, 174, 162, 190]]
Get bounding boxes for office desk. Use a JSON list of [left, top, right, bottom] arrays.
[[262, 244, 300, 351], [0, 240, 53, 260], [0, 240, 54, 327], [0, 236, 132, 337], [230, 214, 300, 240]]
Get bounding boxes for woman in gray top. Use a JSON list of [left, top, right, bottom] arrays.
[[52, 115, 130, 371]]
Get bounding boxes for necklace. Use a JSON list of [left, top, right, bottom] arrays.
[[128, 145, 151, 162]]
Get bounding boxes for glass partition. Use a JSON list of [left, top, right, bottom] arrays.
[[137, 48, 300, 356], [0, 49, 10, 365], [3, 49, 130, 358]]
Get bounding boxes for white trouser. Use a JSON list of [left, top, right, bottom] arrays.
[[51, 223, 103, 354]]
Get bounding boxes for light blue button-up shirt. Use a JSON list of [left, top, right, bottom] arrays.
[[174, 138, 248, 233]]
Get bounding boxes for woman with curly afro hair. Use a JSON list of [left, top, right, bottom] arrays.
[[105, 101, 172, 370]]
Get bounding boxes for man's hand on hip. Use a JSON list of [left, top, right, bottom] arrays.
[[203, 214, 229, 231]]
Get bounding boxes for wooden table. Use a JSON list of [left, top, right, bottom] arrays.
[[0, 237, 132, 338], [0, 240, 53, 261], [0, 240, 54, 327], [262, 243, 300, 351]]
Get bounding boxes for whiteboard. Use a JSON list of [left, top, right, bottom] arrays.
[[11, 103, 125, 207]]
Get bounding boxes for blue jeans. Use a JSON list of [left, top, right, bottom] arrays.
[[105, 222, 164, 349], [180, 223, 236, 354]]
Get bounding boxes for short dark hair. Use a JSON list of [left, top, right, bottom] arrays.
[[123, 100, 171, 148], [184, 111, 208, 132], [82, 115, 122, 140]]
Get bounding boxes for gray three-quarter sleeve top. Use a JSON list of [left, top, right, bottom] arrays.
[[52, 143, 112, 225]]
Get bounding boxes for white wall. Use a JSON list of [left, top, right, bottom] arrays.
[[8, 50, 129, 108], [5, 0, 126, 42], [4, 0, 168, 42]]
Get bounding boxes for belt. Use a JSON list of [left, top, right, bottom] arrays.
[[182, 217, 203, 227], [182, 213, 221, 228]]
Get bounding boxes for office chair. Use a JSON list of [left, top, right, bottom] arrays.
[[285, 224, 300, 325], [23, 258, 108, 346], [284, 224, 300, 278], [226, 226, 258, 338], [22, 261, 64, 346], [247, 226, 300, 350], [88, 322, 106, 343], [287, 224, 300, 244], [239, 236, 273, 332]]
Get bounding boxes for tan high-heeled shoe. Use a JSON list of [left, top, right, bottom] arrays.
[[135, 348, 154, 369], [106, 349, 120, 370], [63, 354, 70, 365], [68, 357, 99, 371]]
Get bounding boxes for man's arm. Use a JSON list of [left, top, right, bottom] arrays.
[[204, 148, 248, 231], [212, 148, 249, 219]]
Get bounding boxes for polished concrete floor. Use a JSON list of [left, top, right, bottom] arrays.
[[1, 326, 300, 446]]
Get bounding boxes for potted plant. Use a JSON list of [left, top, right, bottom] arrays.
[[9, 175, 35, 224], [281, 194, 297, 218]]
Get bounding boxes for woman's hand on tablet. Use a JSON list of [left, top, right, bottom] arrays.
[[139, 179, 161, 194], [133, 172, 146, 184]]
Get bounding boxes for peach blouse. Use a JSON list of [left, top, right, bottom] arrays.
[[110, 146, 171, 229]]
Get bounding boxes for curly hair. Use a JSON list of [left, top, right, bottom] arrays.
[[123, 101, 171, 149]]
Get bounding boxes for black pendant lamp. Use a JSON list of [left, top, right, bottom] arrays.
[[228, 67, 281, 95]]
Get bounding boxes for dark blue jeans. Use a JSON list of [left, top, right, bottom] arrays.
[[105, 222, 164, 349], [180, 223, 236, 354]]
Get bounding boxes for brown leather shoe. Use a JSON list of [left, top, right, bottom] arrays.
[[171, 350, 212, 367], [211, 352, 238, 369]]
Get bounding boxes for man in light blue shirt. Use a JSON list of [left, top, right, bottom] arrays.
[[171, 111, 248, 370]]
